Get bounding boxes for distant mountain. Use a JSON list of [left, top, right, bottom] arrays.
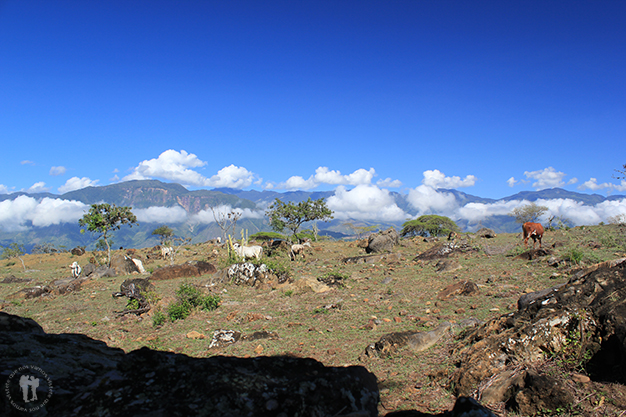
[[1, 181, 624, 252]]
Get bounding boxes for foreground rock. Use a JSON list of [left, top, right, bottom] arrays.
[[449, 257, 626, 415], [366, 228, 400, 253], [150, 260, 217, 280], [0, 312, 379, 416]]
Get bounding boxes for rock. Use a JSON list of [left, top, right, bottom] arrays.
[[70, 246, 85, 256], [364, 320, 481, 358], [342, 254, 385, 264], [475, 227, 497, 238], [365, 228, 399, 253], [112, 278, 155, 316], [82, 263, 97, 277], [449, 258, 626, 414], [0, 275, 31, 284], [0, 312, 379, 417], [186, 330, 205, 339], [110, 255, 140, 275], [434, 259, 462, 273], [414, 240, 476, 261], [514, 248, 552, 260], [437, 280, 479, 300], [151, 261, 217, 280]]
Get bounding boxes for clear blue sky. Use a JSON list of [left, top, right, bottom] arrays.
[[1, 1, 625, 229]]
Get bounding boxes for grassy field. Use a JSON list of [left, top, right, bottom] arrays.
[[1, 224, 625, 415]]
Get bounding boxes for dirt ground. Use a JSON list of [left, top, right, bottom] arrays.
[[1, 224, 625, 415]]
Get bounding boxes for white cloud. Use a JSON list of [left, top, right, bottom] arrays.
[[422, 169, 477, 189], [407, 185, 458, 216], [578, 178, 626, 193], [0, 196, 87, 232], [189, 205, 264, 225], [205, 165, 257, 189], [21, 160, 35, 165], [123, 149, 208, 185], [327, 185, 407, 221], [456, 199, 527, 223], [25, 182, 50, 193], [377, 178, 402, 188], [453, 197, 626, 228], [134, 206, 189, 224], [58, 177, 100, 193], [276, 167, 382, 190], [0, 184, 9, 194], [50, 166, 66, 176], [123, 150, 258, 189], [507, 177, 517, 187], [523, 167, 576, 190]]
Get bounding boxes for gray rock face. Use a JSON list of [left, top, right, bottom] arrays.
[[0, 312, 379, 417], [366, 228, 399, 254]]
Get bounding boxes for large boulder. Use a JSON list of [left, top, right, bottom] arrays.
[[0, 312, 379, 416], [150, 261, 217, 280], [365, 228, 399, 254], [449, 258, 626, 415], [110, 255, 140, 275]]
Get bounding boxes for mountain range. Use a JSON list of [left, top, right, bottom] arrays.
[[0, 180, 622, 253]]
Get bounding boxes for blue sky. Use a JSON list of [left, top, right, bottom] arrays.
[[1, 1, 625, 230]]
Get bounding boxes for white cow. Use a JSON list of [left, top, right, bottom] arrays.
[[232, 243, 263, 260], [290, 241, 311, 260], [161, 246, 173, 260], [70, 261, 81, 278]]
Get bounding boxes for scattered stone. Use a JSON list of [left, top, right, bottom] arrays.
[[437, 280, 479, 300], [186, 331, 205, 339], [0, 275, 32, 284], [475, 227, 497, 238]]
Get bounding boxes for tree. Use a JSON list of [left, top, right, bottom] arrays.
[[79, 203, 138, 266], [152, 225, 174, 246], [614, 163, 626, 180], [210, 206, 242, 242], [400, 215, 460, 237], [1, 242, 26, 272], [509, 203, 548, 224], [266, 197, 334, 240]]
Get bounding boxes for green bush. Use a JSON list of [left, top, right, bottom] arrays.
[[564, 247, 584, 265], [152, 310, 166, 327], [167, 300, 193, 321], [167, 283, 221, 322]]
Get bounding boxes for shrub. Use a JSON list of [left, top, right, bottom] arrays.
[[152, 310, 166, 327], [167, 283, 221, 322]]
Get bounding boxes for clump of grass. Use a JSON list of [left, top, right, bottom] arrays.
[[126, 298, 140, 310], [166, 283, 221, 322], [152, 310, 166, 327]]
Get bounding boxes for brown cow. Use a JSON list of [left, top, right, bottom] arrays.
[[522, 222, 544, 249]]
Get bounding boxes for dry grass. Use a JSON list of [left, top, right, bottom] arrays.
[[1, 224, 625, 415]]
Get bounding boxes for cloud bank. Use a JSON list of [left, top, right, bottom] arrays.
[[0, 196, 88, 232]]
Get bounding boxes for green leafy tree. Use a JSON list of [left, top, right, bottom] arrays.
[[152, 225, 175, 246], [266, 197, 334, 240], [509, 202, 548, 224], [400, 215, 460, 237], [79, 203, 138, 266], [1, 242, 26, 271]]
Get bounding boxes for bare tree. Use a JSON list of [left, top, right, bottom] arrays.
[[614, 163, 626, 180], [210, 206, 243, 242]]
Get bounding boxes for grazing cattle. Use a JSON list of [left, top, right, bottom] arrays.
[[232, 243, 263, 260], [522, 222, 544, 249], [70, 261, 81, 278], [161, 246, 173, 260], [290, 241, 311, 260]]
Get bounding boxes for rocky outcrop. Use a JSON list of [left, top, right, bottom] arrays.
[[150, 261, 217, 280], [365, 228, 400, 254], [0, 312, 379, 417], [449, 258, 626, 415]]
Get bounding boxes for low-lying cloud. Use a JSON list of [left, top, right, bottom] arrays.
[[0, 196, 88, 232]]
